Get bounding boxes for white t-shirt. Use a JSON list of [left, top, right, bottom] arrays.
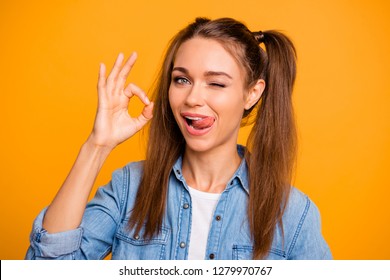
[[187, 186, 221, 260]]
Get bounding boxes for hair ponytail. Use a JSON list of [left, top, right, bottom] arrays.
[[246, 30, 297, 259]]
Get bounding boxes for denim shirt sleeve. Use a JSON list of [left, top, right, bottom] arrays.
[[283, 188, 332, 260], [25, 166, 128, 260]]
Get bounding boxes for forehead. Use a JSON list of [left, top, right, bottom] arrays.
[[173, 37, 244, 78]]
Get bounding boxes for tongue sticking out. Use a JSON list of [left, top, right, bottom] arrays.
[[191, 117, 215, 130]]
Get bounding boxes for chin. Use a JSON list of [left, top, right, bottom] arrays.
[[183, 138, 215, 154]]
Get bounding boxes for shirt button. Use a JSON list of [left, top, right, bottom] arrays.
[[216, 215, 221, 221], [230, 180, 234, 185], [134, 234, 140, 240], [183, 203, 189, 209], [35, 233, 41, 243], [176, 170, 181, 175], [180, 242, 186, 248], [209, 253, 215, 259]]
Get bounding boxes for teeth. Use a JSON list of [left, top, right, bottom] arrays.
[[185, 116, 203, 121]]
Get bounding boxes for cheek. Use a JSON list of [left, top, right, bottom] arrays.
[[168, 88, 186, 121], [210, 91, 246, 119], [168, 88, 178, 111]]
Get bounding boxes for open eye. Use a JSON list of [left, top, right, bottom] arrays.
[[174, 77, 191, 85]]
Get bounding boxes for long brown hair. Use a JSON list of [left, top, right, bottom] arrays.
[[129, 17, 297, 259]]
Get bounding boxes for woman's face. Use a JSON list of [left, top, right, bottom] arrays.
[[169, 37, 262, 154]]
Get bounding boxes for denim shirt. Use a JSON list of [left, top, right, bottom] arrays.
[[26, 146, 332, 260]]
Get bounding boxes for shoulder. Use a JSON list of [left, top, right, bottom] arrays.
[[113, 160, 145, 177], [110, 160, 145, 185], [275, 187, 317, 248], [269, 187, 332, 259], [91, 160, 145, 215], [285, 187, 332, 259], [123, 160, 145, 179], [111, 160, 145, 198], [282, 187, 323, 242], [284, 187, 317, 225]]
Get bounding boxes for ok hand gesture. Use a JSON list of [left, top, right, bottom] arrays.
[[89, 52, 154, 150]]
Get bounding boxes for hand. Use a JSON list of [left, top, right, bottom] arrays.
[[88, 52, 154, 150]]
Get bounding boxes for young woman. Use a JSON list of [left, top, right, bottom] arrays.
[[26, 17, 331, 260]]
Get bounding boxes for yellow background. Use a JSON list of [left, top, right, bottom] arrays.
[[1, 0, 389, 259]]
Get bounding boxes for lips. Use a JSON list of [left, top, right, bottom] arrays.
[[181, 112, 215, 136]]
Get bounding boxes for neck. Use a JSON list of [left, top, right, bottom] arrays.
[[182, 143, 241, 193]]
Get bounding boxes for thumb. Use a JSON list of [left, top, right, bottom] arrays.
[[133, 102, 154, 131]]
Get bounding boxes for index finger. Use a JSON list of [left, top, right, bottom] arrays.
[[123, 83, 151, 105]]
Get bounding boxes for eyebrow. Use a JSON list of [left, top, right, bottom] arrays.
[[172, 67, 233, 79]]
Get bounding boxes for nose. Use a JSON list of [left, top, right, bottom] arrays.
[[184, 82, 205, 107]]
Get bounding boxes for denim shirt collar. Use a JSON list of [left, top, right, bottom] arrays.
[[172, 145, 249, 195]]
